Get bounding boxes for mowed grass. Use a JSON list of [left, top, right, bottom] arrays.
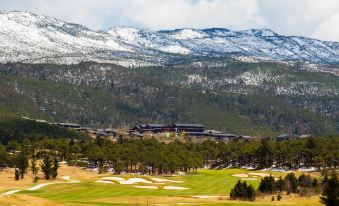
[[16, 168, 321, 206]]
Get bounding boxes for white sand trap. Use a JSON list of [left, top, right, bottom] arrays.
[[0, 178, 80, 197], [248, 173, 271, 177], [232, 173, 249, 178], [163, 186, 190, 190], [27, 179, 80, 191], [119, 178, 152, 185], [134, 186, 158, 189], [101, 177, 125, 181], [63, 176, 70, 180], [95, 180, 115, 184], [1, 190, 21, 195], [27, 183, 58, 191], [241, 178, 258, 181], [151, 178, 183, 183], [192, 195, 221, 199]]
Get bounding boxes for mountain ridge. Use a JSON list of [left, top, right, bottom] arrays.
[[0, 11, 339, 66]]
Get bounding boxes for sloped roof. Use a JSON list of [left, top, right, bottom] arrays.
[[173, 123, 204, 128]]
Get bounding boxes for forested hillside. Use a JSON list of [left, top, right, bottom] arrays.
[[0, 111, 87, 144], [0, 60, 337, 136]]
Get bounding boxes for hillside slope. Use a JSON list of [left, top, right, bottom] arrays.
[[0, 62, 337, 135]]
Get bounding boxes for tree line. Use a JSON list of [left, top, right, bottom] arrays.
[[0, 136, 338, 175]]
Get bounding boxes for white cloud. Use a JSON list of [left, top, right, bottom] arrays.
[[1, 0, 339, 41], [0, 0, 266, 30], [258, 0, 339, 41], [312, 12, 339, 41], [119, 0, 266, 30]]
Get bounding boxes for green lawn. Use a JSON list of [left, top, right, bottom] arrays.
[[18, 169, 320, 206]]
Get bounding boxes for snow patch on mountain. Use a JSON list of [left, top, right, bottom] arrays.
[[159, 45, 191, 54], [168, 29, 207, 40], [0, 11, 339, 67], [107, 27, 140, 42]]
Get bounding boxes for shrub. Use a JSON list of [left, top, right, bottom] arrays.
[[276, 176, 284, 192], [230, 180, 256, 201], [33, 176, 40, 183], [284, 173, 298, 193], [259, 175, 276, 194], [298, 174, 313, 187]]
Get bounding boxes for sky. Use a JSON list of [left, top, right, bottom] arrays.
[[1, 0, 339, 41]]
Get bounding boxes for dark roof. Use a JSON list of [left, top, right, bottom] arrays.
[[146, 124, 170, 128], [213, 133, 237, 138], [173, 123, 204, 128]]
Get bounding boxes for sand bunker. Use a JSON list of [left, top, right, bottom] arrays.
[[95, 180, 115, 184], [248, 172, 271, 177], [101, 177, 125, 181], [241, 177, 258, 181], [163, 186, 190, 190], [27, 180, 80, 191], [27, 183, 58, 191], [151, 178, 183, 183], [134, 185, 158, 189], [62, 176, 70, 180], [119, 178, 153, 185], [232, 173, 249, 178], [0, 177, 80, 197], [192, 195, 222, 199], [1, 189, 21, 195]]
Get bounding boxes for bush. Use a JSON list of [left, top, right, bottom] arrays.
[[276, 176, 284, 192], [230, 180, 256, 201], [33, 176, 40, 183], [284, 173, 298, 193], [259, 175, 276, 194], [298, 174, 313, 187]]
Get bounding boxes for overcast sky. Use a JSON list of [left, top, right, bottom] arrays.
[[1, 0, 339, 41]]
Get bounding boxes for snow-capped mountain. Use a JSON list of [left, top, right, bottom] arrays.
[[0, 11, 339, 66]]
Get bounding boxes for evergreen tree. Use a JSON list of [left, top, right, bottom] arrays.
[[40, 156, 53, 180], [256, 138, 273, 169], [284, 173, 298, 193], [258, 175, 276, 194], [320, 171, 339, 206], [14, 168, 20, 181], [0, 143, 8, 170], [31, 157, 39, 175], [52, 158, 59, 179], [16, 151, 29, 179], [276, 176, 284, 192], [230, 180, 255, 201]]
